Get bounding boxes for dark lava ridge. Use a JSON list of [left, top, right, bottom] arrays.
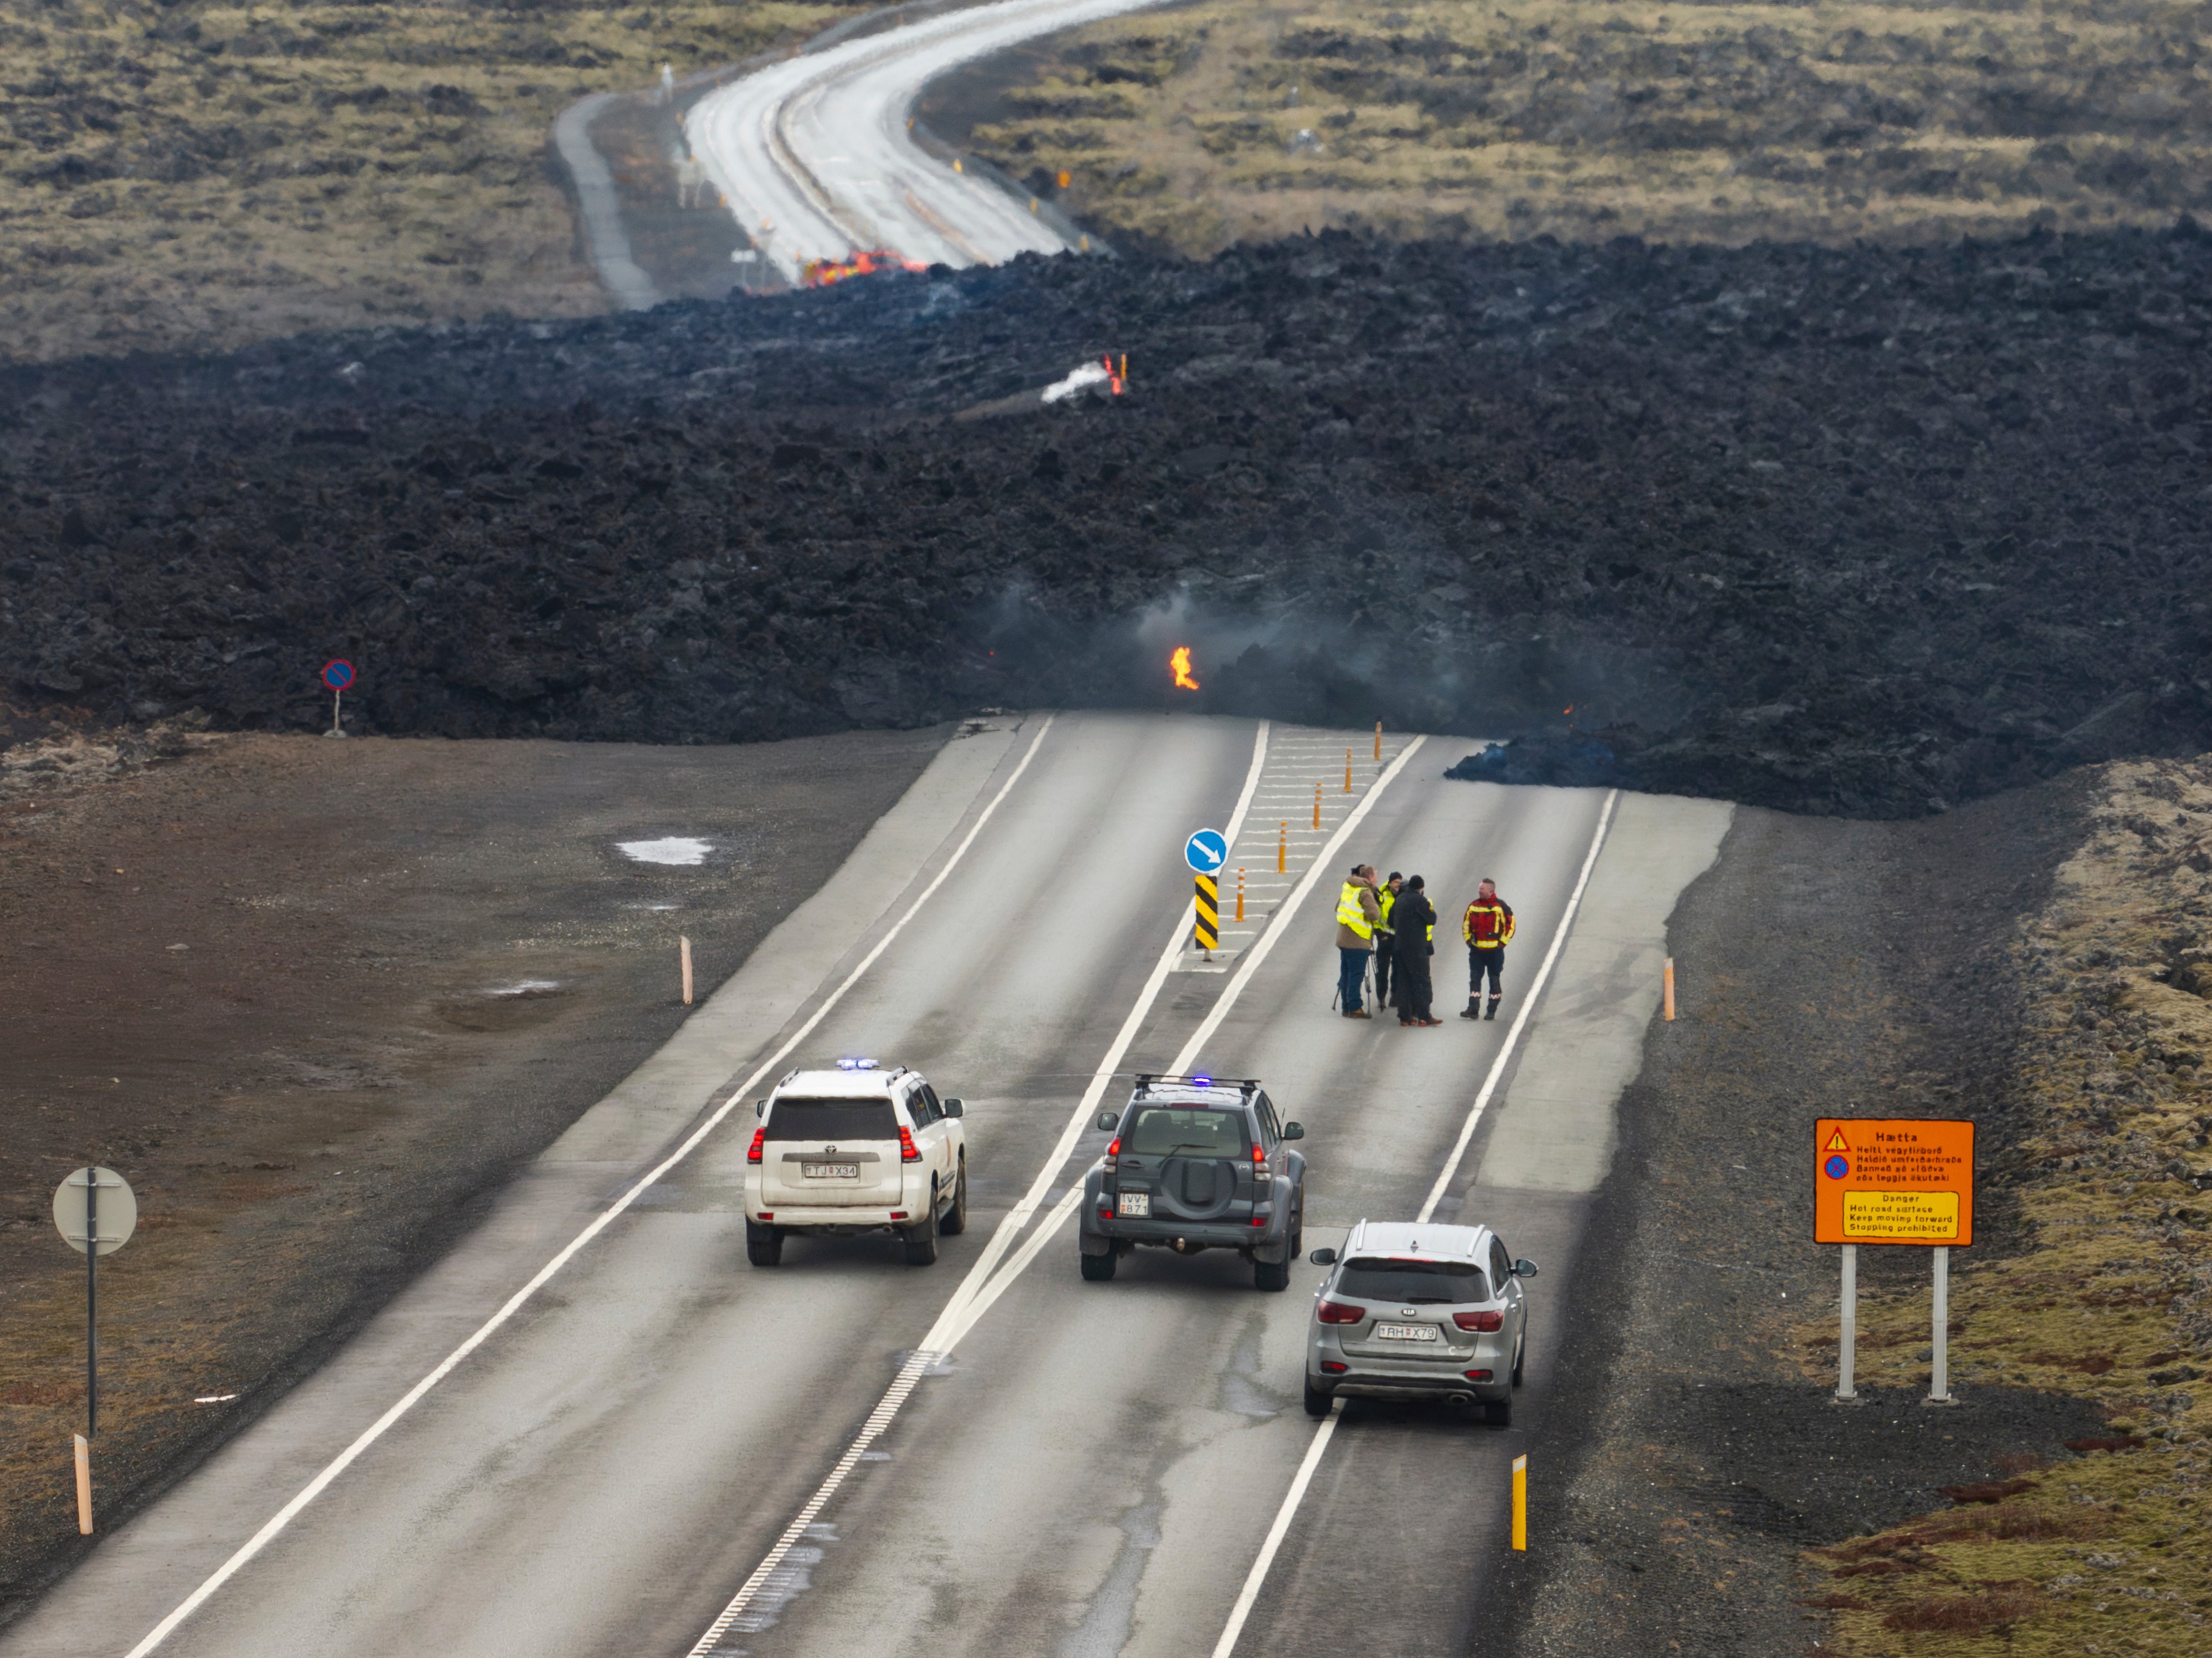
[[3, 227, 2211, 817]]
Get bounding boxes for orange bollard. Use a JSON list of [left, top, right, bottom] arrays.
[[1374, 720, 1382, 760], [1278, 822, 1287, 872], [1236, 867, 1246, 923], [75, 1435, 91, 1535], [1312, 780, 1322, 830], [1344, 749, 1353, 793], [1663, 957, 1676, 1021]]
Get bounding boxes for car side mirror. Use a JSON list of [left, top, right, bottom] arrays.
[[755, 1099, 768, 1118], [942, 1098, 964, 1118], [1097, 1111, 1120, 1132], [1514, 1258, 1539, 1278], [1281, 1122, 1304, 1140], [1308, 1247, 1337, 1266]]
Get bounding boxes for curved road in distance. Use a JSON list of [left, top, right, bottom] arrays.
[[686, 0, 1160, 285]]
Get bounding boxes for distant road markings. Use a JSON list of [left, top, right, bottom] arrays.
[[1207, 786, 1620, 1658], [122, 716, 1061, 1658]]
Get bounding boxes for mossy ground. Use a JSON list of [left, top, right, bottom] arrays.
[[956, 0, 2212, 257], [0, 1, 860, 361], [1795, 757, 2212, 1654]]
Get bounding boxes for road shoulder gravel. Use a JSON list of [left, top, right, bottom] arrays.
[[1473, 771, 2110, 1655]]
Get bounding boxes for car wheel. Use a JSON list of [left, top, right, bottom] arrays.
[[745, 1220, 782, 1267], [1303, 1378, 1333, 1418], [1483, 1397, 1512, 1427], [903, 1190, 939, 1266], [939, 1157, 968, 1236], [1080, 1248, 1117, 1281], [1253, 1251, 1290, 1291], [1511, 1325, 1525, 1388]]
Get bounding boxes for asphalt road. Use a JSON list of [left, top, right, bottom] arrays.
[[684, 0, 1160, 285], [0, 712, 1729, 1658]]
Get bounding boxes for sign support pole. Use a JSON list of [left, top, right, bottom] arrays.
[[85, 1169, 98, 1440], [1835, 1244, 1857, 1403], [1928, 1246, 1952, 1404]]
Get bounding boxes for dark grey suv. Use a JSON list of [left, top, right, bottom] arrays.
[[1078, 1074, 1306, 1289]]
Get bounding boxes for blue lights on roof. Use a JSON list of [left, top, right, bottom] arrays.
[[836, 1057, 880, 1071], [1192, 1074, 1212, 1087]]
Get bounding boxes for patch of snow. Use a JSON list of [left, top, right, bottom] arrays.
[[618, 836, 712, 865]]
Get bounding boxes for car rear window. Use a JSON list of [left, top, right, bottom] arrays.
[[1122, 1106, 1250, 1159], [766, 1098, 899, 1141], [1337, 1258, 1489, 1304]]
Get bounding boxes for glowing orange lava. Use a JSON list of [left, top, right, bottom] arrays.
[[1170, 647, 1200, 691]]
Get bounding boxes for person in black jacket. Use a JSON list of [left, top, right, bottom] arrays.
[[1388, 876, 1440, 1026]]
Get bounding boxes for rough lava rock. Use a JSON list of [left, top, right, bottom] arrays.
[[3, 227, 2211, 816]]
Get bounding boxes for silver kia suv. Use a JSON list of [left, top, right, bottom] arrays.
[[1304, 1220, 1537, 1424]]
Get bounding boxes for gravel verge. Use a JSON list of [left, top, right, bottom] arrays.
[[1471, 769, 2111, 1655]]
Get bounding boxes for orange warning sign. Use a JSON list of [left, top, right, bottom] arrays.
[[1815, 1118, 1974, 1247]]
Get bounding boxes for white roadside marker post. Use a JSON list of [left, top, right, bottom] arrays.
[[680, 936, 694, 1007], [1835, 1244, 1858, 1403], [1928, 1246, 1952, 1404]]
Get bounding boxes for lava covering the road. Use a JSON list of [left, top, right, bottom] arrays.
[[4, 228, 2210, 816]]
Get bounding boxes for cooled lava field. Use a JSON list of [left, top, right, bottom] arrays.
[[4, 227, 2210, 816]]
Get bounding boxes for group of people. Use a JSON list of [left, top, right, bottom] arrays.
[[1334, 866, 1516, 1027]]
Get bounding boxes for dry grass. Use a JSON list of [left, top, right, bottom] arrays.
[[1791, 756, 2212, 1655], [962, 0, 2212, 257], [0, 0, 859, 362]]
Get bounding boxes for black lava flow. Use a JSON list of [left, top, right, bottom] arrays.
[[4, 226, 2212, 817]]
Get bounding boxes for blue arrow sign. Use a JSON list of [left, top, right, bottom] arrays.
[[1184, 828, 1227, 873]]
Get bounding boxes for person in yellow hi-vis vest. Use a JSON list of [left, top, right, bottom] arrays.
[[1373, 871, 1405, 1004], [1460, 878, 1517, 1021], [1333, 864, 1381, 1018]]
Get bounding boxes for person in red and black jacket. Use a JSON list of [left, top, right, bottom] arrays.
[[1460, 878, 1516, 1021]]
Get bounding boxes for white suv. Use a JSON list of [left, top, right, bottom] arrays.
[[744, 1061, 967, 1266]]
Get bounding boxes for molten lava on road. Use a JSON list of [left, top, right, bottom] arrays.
[[1170, 647, 1200, 691]]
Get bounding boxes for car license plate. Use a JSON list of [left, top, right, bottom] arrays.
[[802, 1163, 859, 1179], [1118, 1191, 1150, 1217], [1375, 1323, 1437, 1343]]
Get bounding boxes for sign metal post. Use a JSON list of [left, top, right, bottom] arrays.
[[1815, 1119, 1974, 1406], [53, 1166, 137, 1532]]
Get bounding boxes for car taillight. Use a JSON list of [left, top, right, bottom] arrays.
[[747, 1128, 766, 1163], [899, 1126, 921, 1163], [1104, 1137, 1120, 1170], [1251, 1215, 1266, 1226], [1252, 1145, 1265, 1166], [1463, 1369, 1493, 1381], [1320, 1360, 1348, 1374], [1317, 1301, 1364, 1324], [1454, 1311, 1504, 1333]]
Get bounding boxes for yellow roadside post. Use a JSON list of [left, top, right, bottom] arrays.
[[1374, 721, 1381, 760], [1312, 781, 1321, 830], [74, 1434, 92, 1536], [1663, 956, 1675, 1021], [1236, 867, 1246, 924], [1512, 1454, 1527, 1550], [1278, 822, 1287, 872], [1344, 749, 1353, 792]]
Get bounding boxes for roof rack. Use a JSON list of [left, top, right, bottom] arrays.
[[1130, 1072, 1261, 1094]]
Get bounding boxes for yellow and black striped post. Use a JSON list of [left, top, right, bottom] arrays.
[[1194, 873, 1219, 952]]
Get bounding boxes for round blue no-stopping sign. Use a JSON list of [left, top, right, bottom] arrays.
[[322, 659, 356, 692], [1184, 828, 1227, 873]]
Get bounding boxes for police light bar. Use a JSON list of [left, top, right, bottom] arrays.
[[836, 1057, 880, 1071]]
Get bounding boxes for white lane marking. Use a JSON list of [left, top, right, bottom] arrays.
[[1206, 1401, 1343, 1658], [1208, 786, 1620, 1658], [685, 719, 1273, 1654], [122, 715, 1061, 1658], [1417, 787, 1619, 1224]]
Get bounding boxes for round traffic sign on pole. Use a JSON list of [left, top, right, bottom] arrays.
[[1184, 828, 1228, 874], [321, 659, 356, 692], [54, 1168, 135, 1256]]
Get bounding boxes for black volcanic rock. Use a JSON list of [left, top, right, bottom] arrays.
[[3, 227, 2211, 816]]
